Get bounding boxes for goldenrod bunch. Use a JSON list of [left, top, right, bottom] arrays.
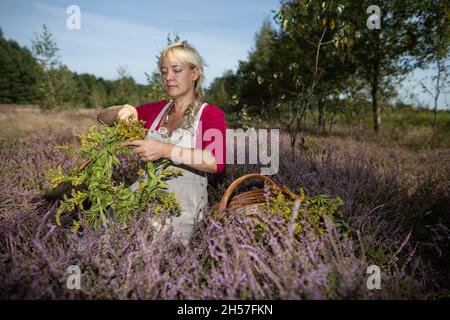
[[47, 117, 181, 230], [255, 188, 345, 240]]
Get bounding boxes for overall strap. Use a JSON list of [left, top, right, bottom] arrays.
[[194, 103, 208, 133], [149, 101, 173, 132]]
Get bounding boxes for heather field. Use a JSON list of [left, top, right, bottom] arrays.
[[1, 105, 449, 299]]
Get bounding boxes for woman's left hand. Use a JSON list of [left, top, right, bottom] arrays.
[[122, 139, 172, 162]]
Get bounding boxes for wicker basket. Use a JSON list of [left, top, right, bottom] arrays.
[[209, 173, 297, 220]]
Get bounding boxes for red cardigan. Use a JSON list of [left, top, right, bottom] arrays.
[[136, 100, 226, 174]]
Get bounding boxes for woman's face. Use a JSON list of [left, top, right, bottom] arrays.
[[160, 58, 199, 99]]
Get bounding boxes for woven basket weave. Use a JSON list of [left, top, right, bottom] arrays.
[[209, 173, 297, 219]]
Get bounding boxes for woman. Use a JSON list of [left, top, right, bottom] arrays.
[[97, 41, 226, 244]]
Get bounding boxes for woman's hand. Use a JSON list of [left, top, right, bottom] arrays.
[[117, 104, 138, 122], [122, 139, 173, 162], [97, 104, 137, 126]]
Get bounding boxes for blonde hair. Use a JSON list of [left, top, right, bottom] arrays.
[[158, 40, 206, 100], [158, 40, 206, 134]]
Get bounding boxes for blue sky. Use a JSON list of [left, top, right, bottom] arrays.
[[0, 0, 448, 109], [0, 0, 280, 84]]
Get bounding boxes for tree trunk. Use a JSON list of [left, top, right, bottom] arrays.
[[433, 59, 442, 128], [371, 76, 380, 134], [433, 95, 438, 128], [318, 97, 326, 133], [290, 132, 297, 158]]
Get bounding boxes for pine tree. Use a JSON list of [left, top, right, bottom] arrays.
[[0, 28, 40, 103]]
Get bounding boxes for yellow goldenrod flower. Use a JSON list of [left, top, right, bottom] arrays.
[[299, 187, 305, 202], [138, 182, 145, 190]]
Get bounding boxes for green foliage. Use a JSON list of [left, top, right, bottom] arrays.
[[235, 19, 279, 110], [0, 29, 40, 103], [47, 118, 182, 229], [31, 24, 59, 70], [412, 0, 450, 65], [414, 1, 450, 127], [259, 188, 345, 238], [144, 71, 167, 103], [27, 26, 154, 110], [205, 70, 239, 112], [208, 0, 449, 138], [39, 64, 79, 110], [339, 0, 442, 133], [210, 2, 357, 146], [72, 72, 109, 108], [89, 83, 108, 108], [111, 66, 141, 106], [166, 32, 181, 45], [31, 25, 80, 110]]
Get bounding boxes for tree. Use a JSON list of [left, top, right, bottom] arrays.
[[138, 32, 184, 105], [166, 33, 180, 45], [236, 19, 279, 110], [31, 24, 78, 110], [416, 0, 450, 127], [221, 1, 356, 149], [111, 65, 140, 106], [260, 0, 354, 149], [90, 82, 108, 108], [31, 24, 59, 71], [0, 28, 40, 103], [49, 65, 78, 109], [342, 1, 430, 134], [419, 57, 450, 127], [144, 71, 166, 103], [205, 69, 240, 112]]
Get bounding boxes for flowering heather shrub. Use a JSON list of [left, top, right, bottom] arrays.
[[0, 129, 449, 299]]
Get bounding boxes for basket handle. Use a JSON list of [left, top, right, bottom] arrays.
[[218, 173, 284, 212]]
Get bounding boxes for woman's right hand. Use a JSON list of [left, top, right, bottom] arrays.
[[97, 104, 138, 126], [117, 104, 138, 122]]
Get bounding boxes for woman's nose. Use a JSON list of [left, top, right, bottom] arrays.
[[164, 70, 175, 81]]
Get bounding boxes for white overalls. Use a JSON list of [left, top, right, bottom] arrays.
[[130, 101, 209, 245]]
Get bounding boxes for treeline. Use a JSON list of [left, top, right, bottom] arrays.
[[0, 28, 40, 104], [208, 0, 449, 135], [0, 25, 165, 110]]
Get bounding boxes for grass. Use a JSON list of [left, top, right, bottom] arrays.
[[0, 104, 100, 141]]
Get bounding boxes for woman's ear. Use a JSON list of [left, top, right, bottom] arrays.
[[192, 66, 200, 81]]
